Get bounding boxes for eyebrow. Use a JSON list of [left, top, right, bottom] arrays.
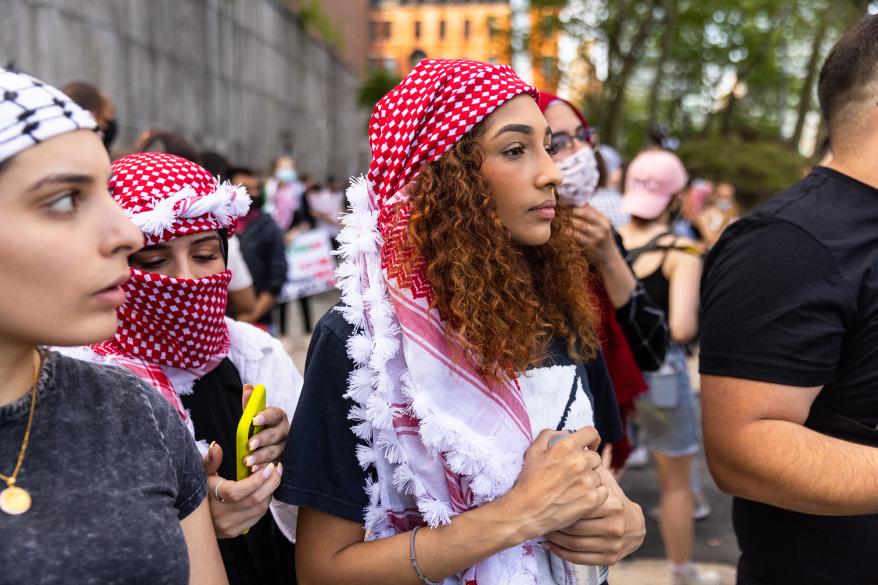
[[492, 124, 553, 139], [28, 173, 93, 192]]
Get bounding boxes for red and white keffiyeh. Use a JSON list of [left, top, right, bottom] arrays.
[[109, 152, 251, 245], [91, 152, 250, 422], [336, 59, 579, 584]]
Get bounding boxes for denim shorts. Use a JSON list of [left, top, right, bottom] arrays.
[[635, 346, 700, 458]]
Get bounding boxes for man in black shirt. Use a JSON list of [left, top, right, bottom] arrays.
[[699, 15, 878, 585]]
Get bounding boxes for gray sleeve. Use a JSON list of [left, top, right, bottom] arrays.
[[140, 383, 208, 520]]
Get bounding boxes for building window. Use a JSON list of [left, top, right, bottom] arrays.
[[409, 49, 427, 69], [382, 21, 392, 39], [439, 20, 446, 40], [369, 21, 379, 42], [414, 21, 421, 39], [369, 56, 397, 72], [464, 19, 471, 39], [487, 16, 498, 38]]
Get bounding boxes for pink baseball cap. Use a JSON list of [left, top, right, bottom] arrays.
[[621, 150, 688, 220]]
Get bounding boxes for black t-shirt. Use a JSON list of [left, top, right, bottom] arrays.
[[700, 167, 878, 584], [277, 306, 622, 525], [0, 352, 206, 585], [239, 212, 289, 326], [181, 359, 295, 585]]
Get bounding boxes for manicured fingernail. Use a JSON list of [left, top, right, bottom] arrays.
[[249, 438, 259, 450], [262, 463, 275, 478], [253, 415, 265, 426], [245, 456, 255, 467], [276, 463, 283, 476]]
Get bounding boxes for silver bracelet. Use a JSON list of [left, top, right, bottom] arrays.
[[409, 525, 440, 585]]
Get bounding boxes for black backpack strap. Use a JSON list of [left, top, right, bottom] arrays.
[[625, 231, 673, 263]]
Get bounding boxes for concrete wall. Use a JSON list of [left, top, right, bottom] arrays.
[[288, 0, 369, 75], [0, 0, 370, 180]]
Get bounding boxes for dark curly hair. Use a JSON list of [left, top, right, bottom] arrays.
[[397, 122, 601, 379]]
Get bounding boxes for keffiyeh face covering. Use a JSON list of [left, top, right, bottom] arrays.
[[91, 152, 250, 421], [336, 58, 582, 585], [0, 67, 96, 165], [107, 269, 232, 369]]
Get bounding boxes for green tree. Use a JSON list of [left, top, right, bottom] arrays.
[[357, 69, 402, 112]]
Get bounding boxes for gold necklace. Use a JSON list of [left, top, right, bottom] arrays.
[[0, 350, 41, 515]]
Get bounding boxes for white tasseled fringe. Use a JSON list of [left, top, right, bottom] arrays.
[[127, 180, 252, 238], [334, 176, 536, 584]]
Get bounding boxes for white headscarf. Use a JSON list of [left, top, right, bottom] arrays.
[[0, 68, 96, 165]]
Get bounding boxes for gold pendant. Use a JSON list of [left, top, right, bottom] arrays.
[[0, 485, 31, 515]]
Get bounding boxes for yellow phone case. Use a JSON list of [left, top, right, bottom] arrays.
[[236, 384, 267, 481]]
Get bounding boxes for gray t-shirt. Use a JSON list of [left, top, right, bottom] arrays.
[[0, 351, 207, 585]]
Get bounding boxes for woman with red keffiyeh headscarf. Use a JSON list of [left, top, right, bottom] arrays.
[[59, 152, 303, 585], [276, 59, 644, 585]]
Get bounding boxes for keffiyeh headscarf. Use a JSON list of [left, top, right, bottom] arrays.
[[91, 152, 251, 421], [0, 67, 96, 165], [337, 59, 580, 584]]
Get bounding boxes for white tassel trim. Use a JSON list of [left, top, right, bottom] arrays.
[[417, 497, 454, 526], [128, 179, 252, 237], [336, 174, 525, 545]]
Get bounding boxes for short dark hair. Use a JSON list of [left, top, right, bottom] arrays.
[[198, 151, 230, 180], [227, 166, 256, 180], [61, 81, 107, 115], [134, 129, 198, 162], [817, 15, 878, 140]]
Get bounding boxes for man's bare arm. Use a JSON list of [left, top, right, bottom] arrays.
[[701, 374, 878, 516]]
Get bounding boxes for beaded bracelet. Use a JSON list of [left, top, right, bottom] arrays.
[[409, 525, 440, 585]]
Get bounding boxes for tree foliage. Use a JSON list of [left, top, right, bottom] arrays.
[[526, 0, 877, 160], [357, 68, 402, 111], [678, 136, 805, 210]]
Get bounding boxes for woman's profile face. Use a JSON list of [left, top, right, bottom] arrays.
[[128, 231, 226, 280], [0, 130, 142, 346], [478, 95, 564, 246]]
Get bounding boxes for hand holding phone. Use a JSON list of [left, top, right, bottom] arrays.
[[236, 384, 267, 481]]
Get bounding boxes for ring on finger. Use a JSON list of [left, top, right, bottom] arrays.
[[214, 478, 227, 503]]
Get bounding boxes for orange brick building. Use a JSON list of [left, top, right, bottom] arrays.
[[528, 4, 562, 94], [367, 0, 513, 75]]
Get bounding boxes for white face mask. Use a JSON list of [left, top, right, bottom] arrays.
[[556, 146, 600, 206], [275, 167, 297, 184]]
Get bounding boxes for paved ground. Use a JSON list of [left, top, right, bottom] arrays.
[[282, 291, 740, 584], [614, 446, 739, 583]]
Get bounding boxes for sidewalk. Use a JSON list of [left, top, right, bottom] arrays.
[[609, 560, 736, 584], [281, 291, 739, 585]]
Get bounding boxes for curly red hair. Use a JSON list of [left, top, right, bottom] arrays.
[[396, 123, 601, 379]]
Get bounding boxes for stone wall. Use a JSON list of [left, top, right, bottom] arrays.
[[0, 0, 370, 180]]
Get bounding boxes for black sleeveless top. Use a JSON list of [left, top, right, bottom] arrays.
[[627, 232, 678, 315], [181, 358, 296, 585], [641, 264, 671, 316]]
